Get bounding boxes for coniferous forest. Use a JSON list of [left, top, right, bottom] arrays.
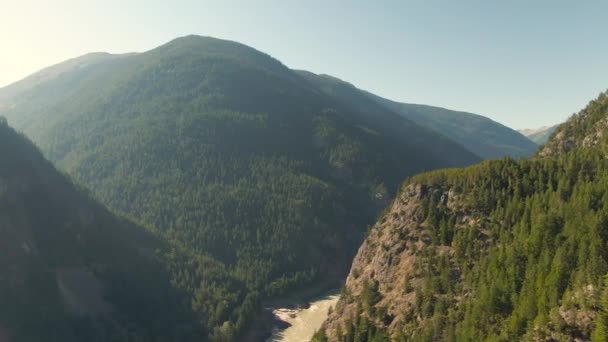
[[0, 36, 482, 341], [318, 92, 608, 341], [0, 31, 606, 342]]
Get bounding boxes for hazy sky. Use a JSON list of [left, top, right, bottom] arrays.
[[2, 0, 607, 128]]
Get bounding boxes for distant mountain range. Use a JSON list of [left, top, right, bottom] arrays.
[[519, 125, 559, 145]]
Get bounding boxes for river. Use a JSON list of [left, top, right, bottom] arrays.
[[266, 292, 340, 342]]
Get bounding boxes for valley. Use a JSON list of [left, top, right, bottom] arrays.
[[0, 35, 489, 341], [0, 6, 603, 340]]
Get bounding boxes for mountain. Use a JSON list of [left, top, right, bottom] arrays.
[[316, 90, 608, 341], [364, 92, 538, 159], [539, 94, 608, 157], [519, 126, 550, 137], [0, 35, 481, 339], [0, 120, 203, 342], [295, 71, 537, 160], [519, 125, 559, 145]]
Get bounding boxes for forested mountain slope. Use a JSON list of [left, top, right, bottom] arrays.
[[366, 93, 537, 159], [0, 35, 480, 339], [317, 91, 608, 342], [0, 120, 202, 342], [0, 52, 131, 130], [294, 72, 536, 159]]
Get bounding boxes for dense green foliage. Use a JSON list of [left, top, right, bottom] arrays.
[[541, 92, 608, 156], [0, 36, 480, 339], [410, 152, 608, 341], [330, 148, 608, 341], [0, 121, 202, 342], [364, 92, 538, 159], [325, 91, 608, 341], [592, 275, 608, 342]]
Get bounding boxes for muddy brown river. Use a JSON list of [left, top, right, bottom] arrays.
[[266, 292, 340, 342]]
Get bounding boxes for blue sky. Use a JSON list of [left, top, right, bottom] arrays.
[[2, 0, 607, 128]]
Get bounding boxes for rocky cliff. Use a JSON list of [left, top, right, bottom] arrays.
[[322, 181, 479, 340], [318, 90, 608, 342]]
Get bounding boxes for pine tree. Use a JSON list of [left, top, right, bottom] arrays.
[[593, 275, 608, 342]]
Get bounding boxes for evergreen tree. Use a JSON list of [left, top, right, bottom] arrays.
[[593, 275, 608, 342]]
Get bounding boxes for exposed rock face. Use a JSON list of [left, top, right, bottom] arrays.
[[321, 180, 603, 341], [323, 183, 476, 340]]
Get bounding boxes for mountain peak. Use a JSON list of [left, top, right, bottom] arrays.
[[162, 34, 238, 47], [156, 34, 271, 57], [148, 34, 289, 76]]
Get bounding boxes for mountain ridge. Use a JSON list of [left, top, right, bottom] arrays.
[[293, 70, 538, 159], [365, 92, 538, 159], [1, 37, 535, 163]]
